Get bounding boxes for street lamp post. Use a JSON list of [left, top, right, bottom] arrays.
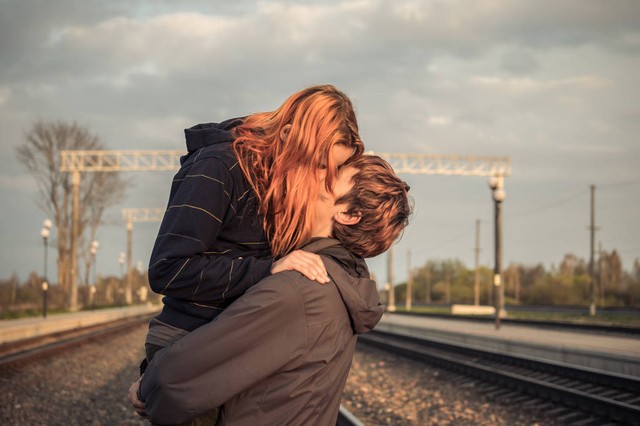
[[489, 176, 506, 330], [40, 219, 52, 318], [90, 240, 99, 309]]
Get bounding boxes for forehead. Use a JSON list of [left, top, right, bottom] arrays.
[[331, 144, 355, 165], [334, 165, 357, 193]]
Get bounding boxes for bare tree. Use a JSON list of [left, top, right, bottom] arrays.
[[16, 121, 128, 309]]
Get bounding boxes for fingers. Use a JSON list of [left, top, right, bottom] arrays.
[[134, 408, 148, 419], [271, 250, 330, 284], [128, 379, 148, 418]]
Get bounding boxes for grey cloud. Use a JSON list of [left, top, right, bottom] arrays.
[[500, 49, 539, 74], [1, 0, 640, 280], [357, 1, 640, 56]]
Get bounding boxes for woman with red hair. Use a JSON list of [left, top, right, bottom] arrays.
[[141, 85, 363, 381]]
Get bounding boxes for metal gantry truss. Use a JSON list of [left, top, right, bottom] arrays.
[[60, 150, 182, 172], [122, 207, 165, 224], [60, 149, 511, 312], [60, 149, 511, 177], [367, 152, 511, 177]]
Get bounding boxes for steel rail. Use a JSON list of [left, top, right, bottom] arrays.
[[392, 311, 640, 338], [336, 405, 365, 426], [359, 329, 640, 424], [0, 313, 154, 369]]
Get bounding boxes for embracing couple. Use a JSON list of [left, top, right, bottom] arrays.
[[129, 85, 411, 426]]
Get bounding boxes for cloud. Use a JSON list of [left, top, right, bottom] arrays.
[[500, 49, 539, 74], [0, 86, 10, 105], [470, 75, 611, 94], [425, 115, 453, 127], [1, 0, 639, 280], [54, 13, 234, 67], [2, 0, 637, 110]]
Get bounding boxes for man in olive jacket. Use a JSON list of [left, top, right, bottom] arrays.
[[130, 155, 411, 425]]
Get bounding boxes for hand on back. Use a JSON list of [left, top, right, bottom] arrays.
[[271, 250, 330, 284]]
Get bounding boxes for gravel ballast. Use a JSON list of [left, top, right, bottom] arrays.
[[343, 343, 560, 426], [2, 324, 562, 425]]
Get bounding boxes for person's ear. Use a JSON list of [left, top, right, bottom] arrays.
[[334, 210, 361, 226], [279, 124, 292, 143]]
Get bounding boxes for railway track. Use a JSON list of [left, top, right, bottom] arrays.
[[0, 313, 364, 425], [336, 405, 364, 426], [0, 312, 154, 369], [394, 311, 640, 338], [359, 329, 640, 425]]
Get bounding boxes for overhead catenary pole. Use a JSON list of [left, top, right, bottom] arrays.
[[126, 220, 133, 305], [89, 240, 99, 308], [387, 246, 396, 312], [589, 184, 597, 317], [70, 170, 80, 311], [474, 219, 481, 306], [406, 249, 413, 311], [121, 208, 164, 305], [598, 241, 604, 307], [495, 191, 504, 327]]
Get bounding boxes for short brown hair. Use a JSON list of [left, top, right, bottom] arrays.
[[333, 155, 412, 258]]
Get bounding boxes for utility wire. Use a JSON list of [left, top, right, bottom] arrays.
[[510, 190, 588, 221], [510, 177, 640, 221], [599, 178, 640, 190], [418, 223, 476, 255]]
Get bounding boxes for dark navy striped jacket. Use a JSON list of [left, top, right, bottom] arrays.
[[148, 118, 272, 332]]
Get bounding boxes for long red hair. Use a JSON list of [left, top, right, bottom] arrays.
[[232, 85, 363, 257]]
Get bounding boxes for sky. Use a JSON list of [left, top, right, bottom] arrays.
[[1, 0, 639, 287]]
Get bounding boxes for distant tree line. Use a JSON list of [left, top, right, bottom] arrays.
[[393, 250, 640, 308], [5, 249, 636, 318], [0, 269, 161, 319]]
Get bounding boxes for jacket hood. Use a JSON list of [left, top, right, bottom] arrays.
[[184, 117, 245, 153], [302, 238, 384, 334]]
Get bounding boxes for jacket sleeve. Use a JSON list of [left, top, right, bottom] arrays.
[[139, 275, 307, 425], [148, 155, 273, 303]]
